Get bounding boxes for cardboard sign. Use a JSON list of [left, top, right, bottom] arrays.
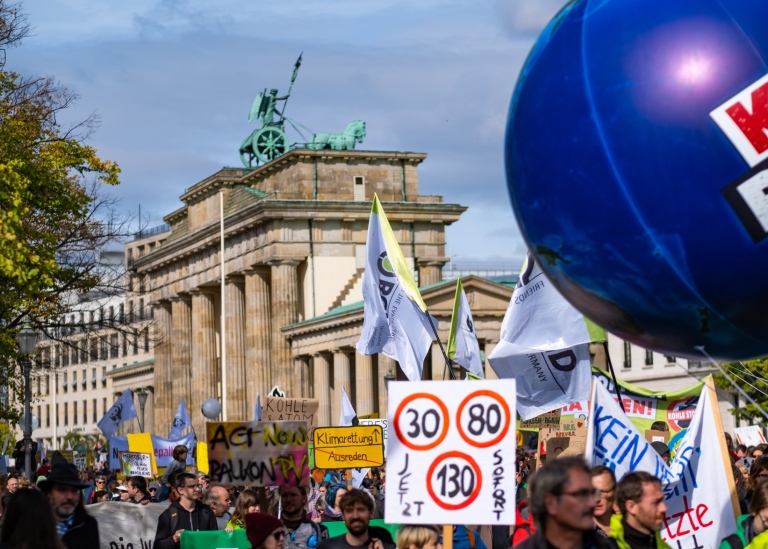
[[313, 426, 385, 469], [120, 452, 153, 478], [520, 409, 561, 429], [735, 425, 767, 446], [262, 397, 319, 439], [385, 380, 517, 525], [206, 420, 309, 487], [73, 451, 87, 471], [645, 429, 671, 445], [546, 437, 571, 458]]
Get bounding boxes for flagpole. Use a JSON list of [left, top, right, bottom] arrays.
[[426, 312, 457, 380], [602, 341, 626, 413], [220, 190, 228, 421]]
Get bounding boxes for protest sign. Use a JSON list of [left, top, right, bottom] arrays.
[[735, 425, 767, 446], [645, 430, 670, 445], [121, 452, 153, 478], [151, 433, 196, 467], [89, 501, 166, 549], [314, 426, 385, 469], [386, 380, 516, 525], [262, 397, 319, 438], [520, 409, 561, 429], [109, 436, 129, 470], [586, 378, 738, 549], [358, 418, 388, 451], [73, 451, 87, 471], [127, 433, 157, 476], [206, 420, 309, 487]]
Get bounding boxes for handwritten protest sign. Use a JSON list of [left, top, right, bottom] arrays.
[[386, 380, 516, 525], [206, 420, 309, 487], [73, 451, 87, 471], [121, 452, 153, 478], [89, 501, 166, 549], [314, 426, 385, 468], [262, 397, 319, 438], [735, 425, 767, 446], [520, 409, 561, 429], [358, 418, 388, 451], [586, 378, 738, 549]]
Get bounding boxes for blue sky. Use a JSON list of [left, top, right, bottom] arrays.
[[15, 0, 567, 265]]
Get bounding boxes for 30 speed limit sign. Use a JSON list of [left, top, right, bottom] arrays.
[[385, 380, 516, 524]]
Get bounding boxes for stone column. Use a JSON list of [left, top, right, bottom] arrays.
[[355, 352, 375, 416], [431, 342, 447, 380], [332, 350, 351, 424], [152, 302, 172, 434], [484, 340, 499, 380], [417, 260, 446, 287], [171, 295, 192, 420], [269, 260, 300, 395], [244, 268, 272, 408], [191, 289, 218, 434], [294, 356, 310, 398], [377, 354, 397, 418], [225, 277, 248, 420], [313, 353, 331, 426]]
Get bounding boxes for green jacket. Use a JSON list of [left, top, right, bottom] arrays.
[[609, 514, 672, 549], [720, 515, 752, 549]]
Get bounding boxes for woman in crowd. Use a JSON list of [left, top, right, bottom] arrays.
[[159, 445, 188, 502], [0, 489, 65, 549], [397, 525, 442, 549], [246, 512, 286, 549], [746, 456, 768, 505], [721, 481, 768, 549], [226, 488, 261, 532], [321, 485, 347, 522]]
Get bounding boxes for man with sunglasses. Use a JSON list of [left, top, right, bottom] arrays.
[[154, 472, 218, 549], [607, 472, 669, 549], [518, 456, 612, 549]]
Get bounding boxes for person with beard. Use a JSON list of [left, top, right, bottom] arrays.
[[38, 463, 100, 549], [607, 472, 670, 549], [280, 485, 329, 549], [517, 457, 611, 549], [317, 489, 395, 549], [591, 466, 617, 537]]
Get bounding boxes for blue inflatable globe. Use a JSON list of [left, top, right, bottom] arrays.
[[506, 0, 768, 360]]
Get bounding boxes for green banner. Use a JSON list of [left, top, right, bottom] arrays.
[[323, 519, 400, 540], [181, 530, 250, 549]]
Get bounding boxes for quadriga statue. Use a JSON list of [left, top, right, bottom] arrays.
[[308, 120, 366, 151]]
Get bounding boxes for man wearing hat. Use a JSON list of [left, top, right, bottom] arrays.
[[39, 462, 100, 549]]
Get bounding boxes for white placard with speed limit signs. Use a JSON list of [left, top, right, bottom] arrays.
[[385, 380, 516, 524]]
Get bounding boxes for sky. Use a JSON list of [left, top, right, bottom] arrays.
[[15, 0, 568, 266]]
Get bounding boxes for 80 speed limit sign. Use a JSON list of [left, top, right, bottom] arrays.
[[385, 380, 516, 524]]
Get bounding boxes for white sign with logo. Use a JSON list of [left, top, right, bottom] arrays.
[[735, 425, 767, 447], [385, 380, 516, 525], [121, 452, 153, 478]]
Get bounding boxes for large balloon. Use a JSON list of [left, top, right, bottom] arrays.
[[506, 0, 768, 360]]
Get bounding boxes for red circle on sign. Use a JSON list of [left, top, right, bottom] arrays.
[[426, 451, 483, 510], [456, 390, 512, 448], [393, 393, 450, 451]]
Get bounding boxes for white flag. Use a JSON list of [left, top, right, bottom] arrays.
[[340, 386, 358, 427], [97, 390, 138, 438], [168, 398, 192, 439], [254, 394, 262, 422], [488, 251, 605, 420], [356, 194, 435, 381], [446, 278, 484, 378]]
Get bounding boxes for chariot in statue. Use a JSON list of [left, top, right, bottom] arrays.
[[239, 54, 367, 168]]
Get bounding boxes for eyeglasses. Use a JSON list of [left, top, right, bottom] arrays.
[[559, 488, 601, 501], [183, 484, 201, 490], [595, 488, 615, 499], [273, 531, 287, 541]]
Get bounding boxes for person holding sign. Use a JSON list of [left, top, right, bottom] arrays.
[[518, 457, 612, 549], [317, 490, 395, 549]]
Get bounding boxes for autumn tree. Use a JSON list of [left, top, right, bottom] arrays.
[[0, 0, 128, 420]]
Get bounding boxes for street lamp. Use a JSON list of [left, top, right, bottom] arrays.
[[383, 369, 397, 390], [16, 319, 38, 480], [137, 388, 148, 433]]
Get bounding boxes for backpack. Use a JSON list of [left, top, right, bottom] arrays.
[[723, 534, 744, 549], [512, 500, 535, 547]]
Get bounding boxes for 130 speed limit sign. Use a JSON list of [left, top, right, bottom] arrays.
[[385, 380, 516, 524]]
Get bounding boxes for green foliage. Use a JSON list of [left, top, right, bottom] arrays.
[[713, 358, 768, 425], [0, 2, 121, 420], [0, 421, 17, 452]]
